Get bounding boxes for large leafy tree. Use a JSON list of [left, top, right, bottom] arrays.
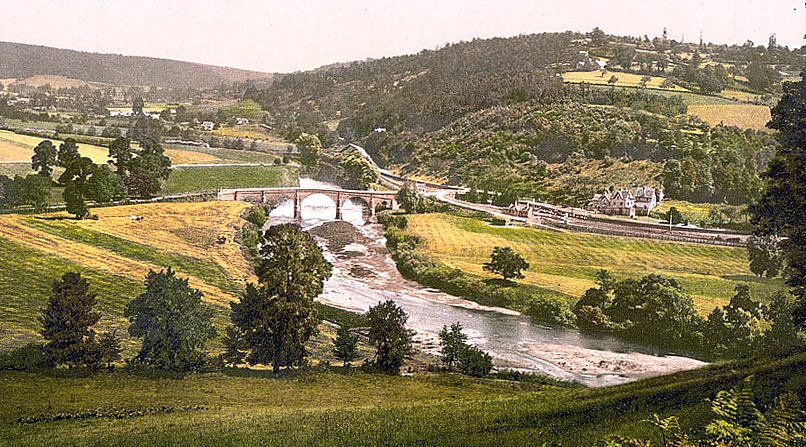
[[60, 156, 95, 218], [230, 224, 332, 372], [125, 268, 217, 371], [40, 272, 101, 367], [295, 132, 321, 168], [366, 300, 413, 374], [31, 140, 57, 177], [607, 274, 702, 350], [108, 137, 133, 178], [483, 246, 529, 281], [56, 138, 80, 173], [750, 71, 806, 331]]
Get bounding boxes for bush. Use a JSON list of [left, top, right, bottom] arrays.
[[456, 345, 493, 377], [245, 206, 267, 228], [0, 343, 53, 371]]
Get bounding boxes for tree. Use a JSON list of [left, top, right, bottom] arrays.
[[608, 274, 702, 350], [56, 138, 80, 173], [108, 137, 133, 178], [87, 165, 125, 204], [125, 268, 217, 371], [366, 300, 413, 374], [483, 246, 529, 281], [97, 330, 122, 368], [745, 59, 780, 91], [333, 323, 360, 366], [219, 326, 248, 367], [132, 96, 144, 115], [126, 142, 171, 198], [750, 71, 806, 331], [438, 322, 468, 370], [254, 224, 333, 300], [663, 206, 685, 225], [8, 174, 51, 211], [294, 132, 321, 167], [40, 272, 101, 367], [230, 224, 332, 372], [31, 140, 57, 177], [60, 156, 95, 218]]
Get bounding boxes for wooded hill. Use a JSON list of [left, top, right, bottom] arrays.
[[0, 42, 273, 88], [250, 29, 803, 207]]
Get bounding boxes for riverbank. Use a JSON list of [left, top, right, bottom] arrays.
[[307, 219, 707, 386]]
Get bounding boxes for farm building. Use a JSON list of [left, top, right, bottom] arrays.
[[588, 187, 663, 217]]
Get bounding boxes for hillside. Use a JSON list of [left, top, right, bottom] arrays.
[[0, 41, 274, 88]]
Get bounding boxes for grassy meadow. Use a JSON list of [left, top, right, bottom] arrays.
[[404, 213, 783, 313], [1, 353, 804, 446], [162, 165, 297, 194], [0, 202, 255, 350]]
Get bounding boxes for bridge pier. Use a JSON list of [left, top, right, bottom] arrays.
[[293, 191, 301, 220], [369, 197, 376, 217], [335, 193, 342, 220]]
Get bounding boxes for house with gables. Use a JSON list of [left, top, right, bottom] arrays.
[[588, 187, 663, 217]]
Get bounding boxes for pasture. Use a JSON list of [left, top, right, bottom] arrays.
[[0, 353, 803, 446], [562, 71, 689, 91], [687, 103, 772, 130], [404, 213, 784, 313], [162, 165, 297, 194]]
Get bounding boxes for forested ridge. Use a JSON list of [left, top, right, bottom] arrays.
[[248, 29, 802, 206], [0, 41, 273, 89]]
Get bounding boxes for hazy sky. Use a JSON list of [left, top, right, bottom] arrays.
[[0, 0, 803, 73]]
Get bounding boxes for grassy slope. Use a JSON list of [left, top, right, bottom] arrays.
[[687, 103, 771, 131], [162, 165, 298, 194], [563, 70, 689, 91], [405, 214, 783, 313], [1, 353, 804, 446]]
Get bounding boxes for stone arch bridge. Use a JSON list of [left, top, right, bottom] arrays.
[[218, 187, 398, 220]]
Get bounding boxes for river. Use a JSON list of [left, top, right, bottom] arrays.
[[267, 179, 706, 387]]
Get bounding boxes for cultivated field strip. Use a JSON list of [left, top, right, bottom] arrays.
[[406, 214, 783, 311], [0, 216, 238, 308]]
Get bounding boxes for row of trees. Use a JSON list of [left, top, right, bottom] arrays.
[[0, 117, 172, 218], [574, 270, 799, 360]]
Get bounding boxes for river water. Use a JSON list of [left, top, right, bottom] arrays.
[[267, 179, 706, 387]]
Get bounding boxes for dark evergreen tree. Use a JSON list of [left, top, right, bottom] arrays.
[[750, 71, 806, 331], [97, 330, 122, 368], [230, 224, 332, 372], [333, 323, 360, 366], [40, 272, 101, 367]]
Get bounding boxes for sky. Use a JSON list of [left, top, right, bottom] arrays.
[[0, 0, 803, 73]]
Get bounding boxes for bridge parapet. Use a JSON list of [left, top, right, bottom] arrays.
[[218, 187, 399, 219]]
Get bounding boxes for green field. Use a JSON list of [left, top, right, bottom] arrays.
[[404, 213, 783, 313], [1, 353, 804, 446], [162, 165, 298, 194]]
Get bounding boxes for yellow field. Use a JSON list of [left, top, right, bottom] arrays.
[[718, 89, 762, 102], [403, 213, 783, 314], [0, 201, 254, 308], [163, 148, 223, 164], [687, 104, 771, 130], [212, 124, 286, 142], [562, 71, 690, 91], [0, 130, 110, 163]]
